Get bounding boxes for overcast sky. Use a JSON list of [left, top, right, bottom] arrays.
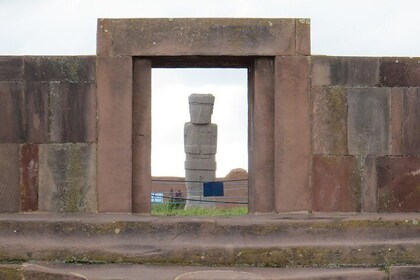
[[1, 0, 419, 177]]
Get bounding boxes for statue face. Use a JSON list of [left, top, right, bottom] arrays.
[[188, 94, 215, 124]]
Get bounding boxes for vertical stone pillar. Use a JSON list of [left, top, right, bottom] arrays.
[[132, 59, 152, 213], [248, 58, 275, 213], [274, 56, 311, 212], [97, 57, 133, 212]]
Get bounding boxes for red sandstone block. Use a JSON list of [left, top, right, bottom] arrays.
[[311, 56, 380, 87], [377, 157, 420, 212], [402, 87, 420, 155], [389, 266, 420, 280], [24, 56, 96, 82], [274, 56, 311, 212], [0, 82, 23, 142], [390, 88, 403, 155], [23, 82, 49, 143], [312, 86, 347, 155], [97, 57, 133, 212], [295, 19, 310, 55], [49, 81, 96, 143], [380, 57, 420, 87], [361, 157, 377, 213], [248, 57, 275, 213], [20, 144, 39, 212], [312, 156, 361, 212], [99, 18, 296, 57], [0, 56, 23, 81], [0, 144, 20, 212]]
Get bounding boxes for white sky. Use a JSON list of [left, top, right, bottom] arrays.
[[1, 0, 419, 176]]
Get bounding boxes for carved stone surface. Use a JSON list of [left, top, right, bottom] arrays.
[[184, 94, 217, 207]]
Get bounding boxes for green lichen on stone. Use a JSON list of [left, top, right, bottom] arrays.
[[0, 265, 23, 280], [325, 86, 347, 154], [65, 144, 84, 212]]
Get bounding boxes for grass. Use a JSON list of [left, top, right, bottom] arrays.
[[151, 203, 248, 216]]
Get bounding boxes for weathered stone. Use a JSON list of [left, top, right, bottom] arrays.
[[20, 144, 39, 212], [97, 57, 132, 212], [22, 82, 49, 143], [0, 82, 23, 142], [0, 56, 23, 81], [23, 264, 87, 280], [49, 81, 96, 143], [312, 86, 347, 155], [311, 56, 380, 86], [380, 57, 420, 87], [389, 265, 420, 280], [360, 157, 377, 213], [38, 144, 97, 213], [24, 56, 96, 82], [248, 57, 275, 213], [132, 59, 151, 213], [312, 156, 361, 212], [295, 18, 310, 55], [390, 88, 403, 155], [347, 88, 390, 156], [274, 56, 311, 212], [0, 144, 20, 212], [377, 157, 420, 212], [98, 18, 296, 56], [402, 87, 420, 155]]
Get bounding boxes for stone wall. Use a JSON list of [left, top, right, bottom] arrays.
[[311, 56, 420, 212], [0, 56, 97, 213]]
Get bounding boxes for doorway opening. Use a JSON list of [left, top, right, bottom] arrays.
[[151, 68, 248, 215]]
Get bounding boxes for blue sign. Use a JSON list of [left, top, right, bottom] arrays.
[[203, 182, 224, 197], [151, 192, 163, 203]]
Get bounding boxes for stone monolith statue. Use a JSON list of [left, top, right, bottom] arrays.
[[184, 94, 217, 208]]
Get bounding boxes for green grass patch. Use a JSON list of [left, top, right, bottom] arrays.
[[151, 203, 248, 216]]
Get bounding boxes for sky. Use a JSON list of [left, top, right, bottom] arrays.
[[1, 0, 419, 177]]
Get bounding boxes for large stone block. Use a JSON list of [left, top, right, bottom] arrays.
[[295, 18, 310, 55], [274, 56, 311, 212], [347, 88, 390, 156], [380, 57, 420, 87], [98, 18, 297, 56], [0, 82, 23, 142], [0, 144, 20, 212], [49, 81, 96, 143], [248, 57, 275, 213], [22, 82, 49, 143], [97, 57, 133, 212], [360, 157, 377, 213], [377, 157, 420, 212], [390, 88, 403, 155], [38, 144, 97, 212], [311, 56, 380, 87], [389, 266, 420, 280], [312, 86, 347, 155], [402, 87, 420, 155], [20, 144, 39, 212], [0, 56, 23, 81], [312, 156, 361, 212], [24, 56, 96, 82]]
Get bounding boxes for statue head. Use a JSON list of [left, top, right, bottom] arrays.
[[188, 94, 215, 124]]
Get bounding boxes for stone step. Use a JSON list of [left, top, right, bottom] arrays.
[[0, 213, 418, 268]]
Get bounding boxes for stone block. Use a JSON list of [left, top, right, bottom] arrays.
[[347, 88, 390, 156], [22, 82, 49, 143], [38, 144, 97, 213], [20, 144, 39, 212], [295, 18, 310, 55], [0, 56, 23, 81], [311, 56, 380, 86], [312, 156, 361, 212], [274, 56, 311, 212], [402, 87, 420, 155], [24, 56, 96, 82], [389, 266, 420, 280], [0, 82, 23, 142], [0, 144, 20, 212], [49, 81, 96, 143], [98, 18, 296, 56], [380, 57, 420, 87], [312, 86, 347, 155], [360, 157, 377, 213], [377, 157, 420, 212], [132, 59, 151, 213], [248, 57, 275, 213], [390, 88, 403, 155], [97, 57, 132, 212]]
